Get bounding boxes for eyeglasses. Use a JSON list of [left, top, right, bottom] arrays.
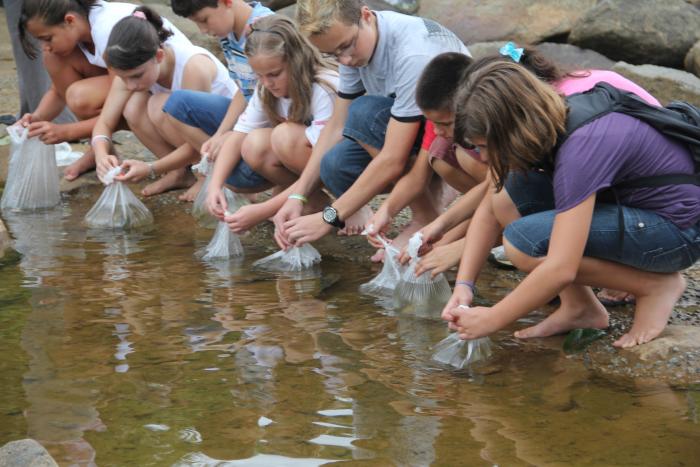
[[334, 25, 360, 58]]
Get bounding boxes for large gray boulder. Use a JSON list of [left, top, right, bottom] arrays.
[[418, 0, 596, 46], [0, 440, 58, 467], [684, 40, 700, 78], [569, 0, 700, 68], [612, 62, 700, 106]]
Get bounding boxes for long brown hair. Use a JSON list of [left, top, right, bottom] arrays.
[[454, 61, 567, 190], [245, 15, 337, 126]]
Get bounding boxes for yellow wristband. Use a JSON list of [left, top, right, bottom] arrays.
[[288, 194, 308, 204]]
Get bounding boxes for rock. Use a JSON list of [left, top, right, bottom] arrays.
[[145, 4, 223, 62], [612, 62, 700, 106], [0, 439, 58, 467], [684, 40, 700, 78], [569, 0, 700, 68], [583, 325, 700, 388], [464, 41, 506, 59], [279, 0, 417, 19], [0, 216, 11, 260], [418, 0, 596, 46]]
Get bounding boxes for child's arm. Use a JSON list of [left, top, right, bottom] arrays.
[[180, 55, 218, 92], [92, 78, 132, 180], [19, 85, 65, 126], [450, 194, 596, 339], [206, 130, 247, 218], [367, 148, 433, 238], [201, 91, 248, 160]]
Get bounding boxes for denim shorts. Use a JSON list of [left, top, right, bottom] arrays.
[[320, 95, 423, 197], [163, 90, 269, 190], [503, 170, 700, 273]]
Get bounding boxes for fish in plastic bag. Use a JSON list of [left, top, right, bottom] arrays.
[[359, 233, 402, 296], [84, 166, 153, 229], [393, 232, 452, 318], [432, 306, 493, 369], [252, 244, 321, 272], [1, 125, 61, 211], [197, 211, 244, 261]]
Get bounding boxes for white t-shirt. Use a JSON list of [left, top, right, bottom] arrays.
[[338, 11, 470, 121], [78, 1, 191, 69], [234, 71, 338, 146], [150, 44, 237, 97]]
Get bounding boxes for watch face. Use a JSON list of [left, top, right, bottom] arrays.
[[322, 206, 336, 224]]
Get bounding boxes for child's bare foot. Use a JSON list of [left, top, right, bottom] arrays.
[[178, 176, 205, 202], [514, 294, 609, 339], [63, 148, 96, 181], [338, 205, 373, 236], [142, 169, 195, 197], [613, 273, 686, 348], [390, 219, 426, 251]]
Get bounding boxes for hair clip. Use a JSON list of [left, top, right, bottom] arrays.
[[132, 10, 147, 20], [499, 41, 524, 63]]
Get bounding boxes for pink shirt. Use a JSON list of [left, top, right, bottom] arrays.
[[555, 70, 660, 106]]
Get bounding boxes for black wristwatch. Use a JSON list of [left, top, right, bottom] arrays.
[[322, 205, 345, 229]]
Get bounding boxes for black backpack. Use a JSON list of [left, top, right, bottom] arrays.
[[558, 82, 700, 188]]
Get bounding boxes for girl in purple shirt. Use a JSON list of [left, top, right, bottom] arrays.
[[442, 60, 700, 349]]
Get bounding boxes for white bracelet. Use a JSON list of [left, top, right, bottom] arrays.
[[91, 134, 112, 147]]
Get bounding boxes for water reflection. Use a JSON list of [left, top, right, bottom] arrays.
[[0, 192, 698, 465]]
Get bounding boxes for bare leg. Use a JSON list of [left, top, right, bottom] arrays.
[[243, 127, 298, 187]]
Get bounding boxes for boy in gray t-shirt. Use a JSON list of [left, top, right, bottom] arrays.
[[272, 0, 470, 248]]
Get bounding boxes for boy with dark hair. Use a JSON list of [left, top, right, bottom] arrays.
[[146, 0, 273, 198], [273, 0, 470, 249], [370, 52, 490, 272]]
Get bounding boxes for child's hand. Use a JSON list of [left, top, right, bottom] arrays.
[[442, 286, 473, 329], [96, 154, 120, 183], [272, 197, 305, 249], [17, 113, 35, 128], [365, 207, 392, 246], [417, 220, 445, 257], [206, 188, 227, 219], [116, 160, 149, 182], [27, 121, 68, 144], [414, 242, 461, 278], [201, 131, 230, 162], [453, 305, 497, 340], [224, 204, 264, 233]]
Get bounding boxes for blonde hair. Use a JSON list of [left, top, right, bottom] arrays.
[[295, 0, 364, 36], [454, 61, 567, 190], [246, 15, 338, 126]]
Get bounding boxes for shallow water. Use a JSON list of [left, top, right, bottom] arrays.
[[0, 191, 699, 466]]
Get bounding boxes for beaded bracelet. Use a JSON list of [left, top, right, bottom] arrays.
[[288, 194, 308, 204], [455, 280, 477, 295]]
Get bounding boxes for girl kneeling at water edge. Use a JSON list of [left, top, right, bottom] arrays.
[[443, 61, 700, 348], [92, 6, 235, 189]]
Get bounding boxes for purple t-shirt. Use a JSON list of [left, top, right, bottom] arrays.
[[554, 113, 700, 229]]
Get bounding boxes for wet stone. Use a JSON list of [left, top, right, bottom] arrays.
[[0, 439, 58, 467]]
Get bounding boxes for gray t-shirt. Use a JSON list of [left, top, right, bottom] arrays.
[[338, 11, 470, 122]]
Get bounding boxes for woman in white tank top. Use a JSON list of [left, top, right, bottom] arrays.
[[92, 6, 236, 196]]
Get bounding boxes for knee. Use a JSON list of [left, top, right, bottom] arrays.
[[502, 237, 541, 272], [147, 94, 168, 128], [122, 95, 146, 128], [492, 188, 519, 228], [270, 123, 306, 164], [240, 131, 270, 171], [65, 83, 99, 120]]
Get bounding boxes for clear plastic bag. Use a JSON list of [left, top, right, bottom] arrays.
[[359, 235, 403, 296], [84, 167, 154, 229], [393, 232, 452, 318], [197, 211, 244, 261], [432, 333, 493, 369], [1, 125, 60, 211], [252, 244, 321, 272], [192, 170, 247, 229]]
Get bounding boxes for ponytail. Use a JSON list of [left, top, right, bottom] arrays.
[[19, 0, 99, 59], [104, 6, 173, 70]]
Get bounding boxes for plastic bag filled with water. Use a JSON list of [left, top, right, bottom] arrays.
[[393, 232, 452, 318], [252, 244, 321, 272], [432, 332, 493, 369], [1, 125, 60, 211], [84, 167, 153, 229], [359, 235, 402, 296], [197, 211, 244, 261], [192, 168, 247, 228]]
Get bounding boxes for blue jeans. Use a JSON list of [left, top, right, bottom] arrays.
[[163, 90, 269, 190], [320, 95, 423, 197], [503, 171, 700, 273]]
